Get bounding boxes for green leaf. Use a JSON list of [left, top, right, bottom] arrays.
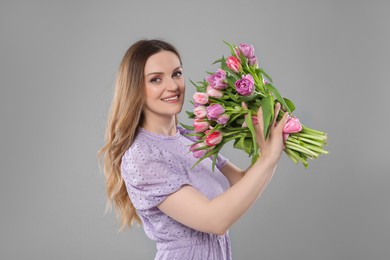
[[186, 111, 195, 118], [261, 94, 274, 139], [227, 70, 240, 81], [245, 110, 259, 160], [239, 51, 248, 68], [233, 135, 245, 150], [235, 117, 245, 126], [219, 56, 226, 68], [189, 79, 198, 88], [239, 93, 260, 103], [257, 68, 273, 83], [283, 98, 296, 112], [180, 122, 194, 130], [243, 137, 253, 154], [196, 85, 207, 93], [233, 135, 253, 155], [226, 76, 236, 89], [265, 83, 291, 113], [194, 142, 224, 172], [223, 41, 236, 57], [212, 58, 223, 65]]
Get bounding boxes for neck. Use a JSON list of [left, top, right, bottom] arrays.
[[142, 115, 177, 136]]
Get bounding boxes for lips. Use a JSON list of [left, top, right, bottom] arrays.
[[161, 95, 180, 102]]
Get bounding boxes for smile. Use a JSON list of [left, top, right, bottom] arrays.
[[161, 95, 180, 102]]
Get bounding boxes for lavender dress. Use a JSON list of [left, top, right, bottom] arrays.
[[121, 126, 232, 260]]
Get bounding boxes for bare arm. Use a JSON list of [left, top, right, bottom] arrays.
[[158, 103, 288, 235], [220, 160, 274, 197], [219, 161, 245, 186]]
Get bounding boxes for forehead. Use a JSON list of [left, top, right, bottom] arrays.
[[144, 51, 181, 73]]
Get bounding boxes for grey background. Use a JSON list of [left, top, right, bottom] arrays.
[[1, 0, 389, 259]]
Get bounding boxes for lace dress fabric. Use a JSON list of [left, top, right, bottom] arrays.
[[121, 126, 232, 260]]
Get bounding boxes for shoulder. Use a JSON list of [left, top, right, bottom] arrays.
[[121, 132, 161, 174], [121, 130, 185, 180]]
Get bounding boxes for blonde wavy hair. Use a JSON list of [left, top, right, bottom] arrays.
[[98, 39, 182, 230]]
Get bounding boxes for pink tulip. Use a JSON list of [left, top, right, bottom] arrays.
[[248, 56, 258, 66], [205, 130, 223, 146], [206, 103, 225, 120], [193, 118, 209, 133], [283, 116, 302, 141], [263, 77, 270, 85], [226, 56, 241, 73], [193, 106, 207, 119], [235, 74, 255, 96], [216, 113, 230, 125], [236, 43, 255, 58], [206, 86, 224, 98], [190, 142, 208, 158], [284, 116, 302, 133], [193, 92, 209, 105], [235, 43, 258, 67], [206, 69, 227, 90]]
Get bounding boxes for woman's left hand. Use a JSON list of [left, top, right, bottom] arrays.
[[253, 102, 289, 163]]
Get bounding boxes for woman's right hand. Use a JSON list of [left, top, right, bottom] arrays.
[[254, 103, 289, 163]]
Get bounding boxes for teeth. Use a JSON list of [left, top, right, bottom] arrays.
[[162, 96, 179, 102]]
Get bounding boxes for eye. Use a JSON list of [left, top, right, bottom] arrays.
[[172, 70, 182, 78], [150, 77, 162, 83]]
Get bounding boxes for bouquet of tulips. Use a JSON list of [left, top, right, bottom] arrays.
[[182, 41, 328, 170]]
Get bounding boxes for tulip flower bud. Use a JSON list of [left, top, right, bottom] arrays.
[[193, 118, 209, 133], [235, 74, 255, 96], [205, 130, 223, 146], [206, 69, 227, 90], [283, 116, 302, 133], [226, 56, 241, 73], [283, 116, 302, 141], [190, 142, 208, 158], [193, 92, 209, 105], [193, 106, 207, 119], [206, 86, 224, 98], [206, 104, 225, 120], [216, 113, 230, 125]]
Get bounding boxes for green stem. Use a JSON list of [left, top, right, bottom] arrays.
[[301, 126, 327, 135], [286, 141, 319, 158], [285, 148, 309, 168], [223, 130, 250, 136], [301, 143, 328, 154], [285, 149, 298, 164], [289, 135, 323, 147], [294, 132, 327, 141]]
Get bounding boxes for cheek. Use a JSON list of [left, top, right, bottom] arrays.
[[179, 79, 186, 92], [145, 84, 163, 99]]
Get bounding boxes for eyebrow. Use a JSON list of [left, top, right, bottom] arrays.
[[145, 66, 182, 77]]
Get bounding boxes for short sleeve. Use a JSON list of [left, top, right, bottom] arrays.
[[121, 143, 191, 211], [215, 153, 228, 170]]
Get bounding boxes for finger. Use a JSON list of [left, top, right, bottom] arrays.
[[272, 103, 281, 126], [276, 112, 289, 131], [256, 106, 264, 134], [242, 102, 248, 110]]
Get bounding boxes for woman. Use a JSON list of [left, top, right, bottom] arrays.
[[99, 39, 289, 259]]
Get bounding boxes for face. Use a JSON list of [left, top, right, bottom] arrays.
[[143, 51, 185, 121]]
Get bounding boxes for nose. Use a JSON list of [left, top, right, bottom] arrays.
[[166, 77, 179, 91]]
